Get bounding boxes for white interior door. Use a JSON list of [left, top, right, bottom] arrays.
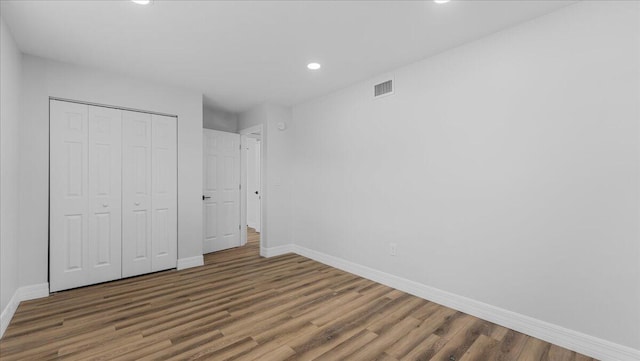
[[151, 114, 177, 272], [203, 129, 240, 253], [122, 110, 153, 278], [50, 101, 122, 292], [246, 137, 261, 232]]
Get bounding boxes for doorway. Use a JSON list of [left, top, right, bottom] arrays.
[[246, 135, 261, 233], [240, 125, 263, 251]]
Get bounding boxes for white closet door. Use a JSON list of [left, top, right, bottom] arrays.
[[50, 101, 122, 292], [87, 105, 123, 283], [151, 114, 177, 272], [122, 111, 153, 277], [203, 129, 240, 253]]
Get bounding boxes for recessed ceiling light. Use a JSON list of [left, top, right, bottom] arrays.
[[307, 62, 321, 70], [131, 0, 152, 5], [434, 0, 450, 3]]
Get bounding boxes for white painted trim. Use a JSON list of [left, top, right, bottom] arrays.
[[49, 97, 178, 118], [177, 256, 204, 270], [239, 133, 249, 247], [238, 124, 263, 136], [292, 245, 640, 361], [1, 283, 49, 339], [0, 292, 20, 339], [261, 244, 294, 258], [17, 283, 49, 301]]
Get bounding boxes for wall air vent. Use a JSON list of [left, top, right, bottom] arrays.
[[374, 79, 394, 98]]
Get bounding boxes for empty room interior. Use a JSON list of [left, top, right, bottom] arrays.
[[0, 0, 639, 360]]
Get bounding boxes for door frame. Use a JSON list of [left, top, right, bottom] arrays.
[[239, 124, 264, 250], [245, 136, 261, 232]]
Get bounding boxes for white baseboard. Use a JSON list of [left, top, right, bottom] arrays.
[[261, 244, 294, 258], [17, 283, 49, 301], [177, 256, 204, 270], [0, 292, 20, 339], [292, 245, 640, 361], [0, 283, 49, 339]]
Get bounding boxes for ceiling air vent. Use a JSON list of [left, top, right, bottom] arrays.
[[374, 79, 394, 98]]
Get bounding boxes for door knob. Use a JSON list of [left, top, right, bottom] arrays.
[[134, 202, 140, 206], [102, 204, 108, 207], [202, 195, 212, 200], [254, 191, 259, 195]]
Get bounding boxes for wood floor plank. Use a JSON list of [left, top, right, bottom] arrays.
[[399, 334, 442, 361], [347, 316, 422, 360], [427, 318, 489, 361], [458, 334, 500, 361], [548, 344, 576, 361], [385, 305, 458, 359], [518, 337, 551, 361], [285, 296, 397, 360], [0, 228, 596, 361], [259, 345, 297, 361], [311, 329, 378, 361], [492, 329, 530, 361]]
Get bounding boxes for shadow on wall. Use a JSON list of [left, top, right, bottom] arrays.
[[203, 106, 238, 133]]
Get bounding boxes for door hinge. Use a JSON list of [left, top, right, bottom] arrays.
[[239, 184, 242, 190]]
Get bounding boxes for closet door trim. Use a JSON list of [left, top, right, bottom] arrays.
[[49, 97, 178, 118]]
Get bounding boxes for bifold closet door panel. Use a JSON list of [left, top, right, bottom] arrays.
[[50, 101, 89, 292], [151, 115, 177, 272], [87, 105, 123, 283], [50, 101, 122, 292], [122, 110, 153, 278]]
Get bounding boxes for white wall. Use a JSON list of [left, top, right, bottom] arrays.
[[239, 104, 293, 249], [292, 0, 639, 351], [238, 104, 267, 131], [265, 105, 294, 248], [203, 106, 238, 133], [0, 16, 22, 317], [19, 55, 204, 287]]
